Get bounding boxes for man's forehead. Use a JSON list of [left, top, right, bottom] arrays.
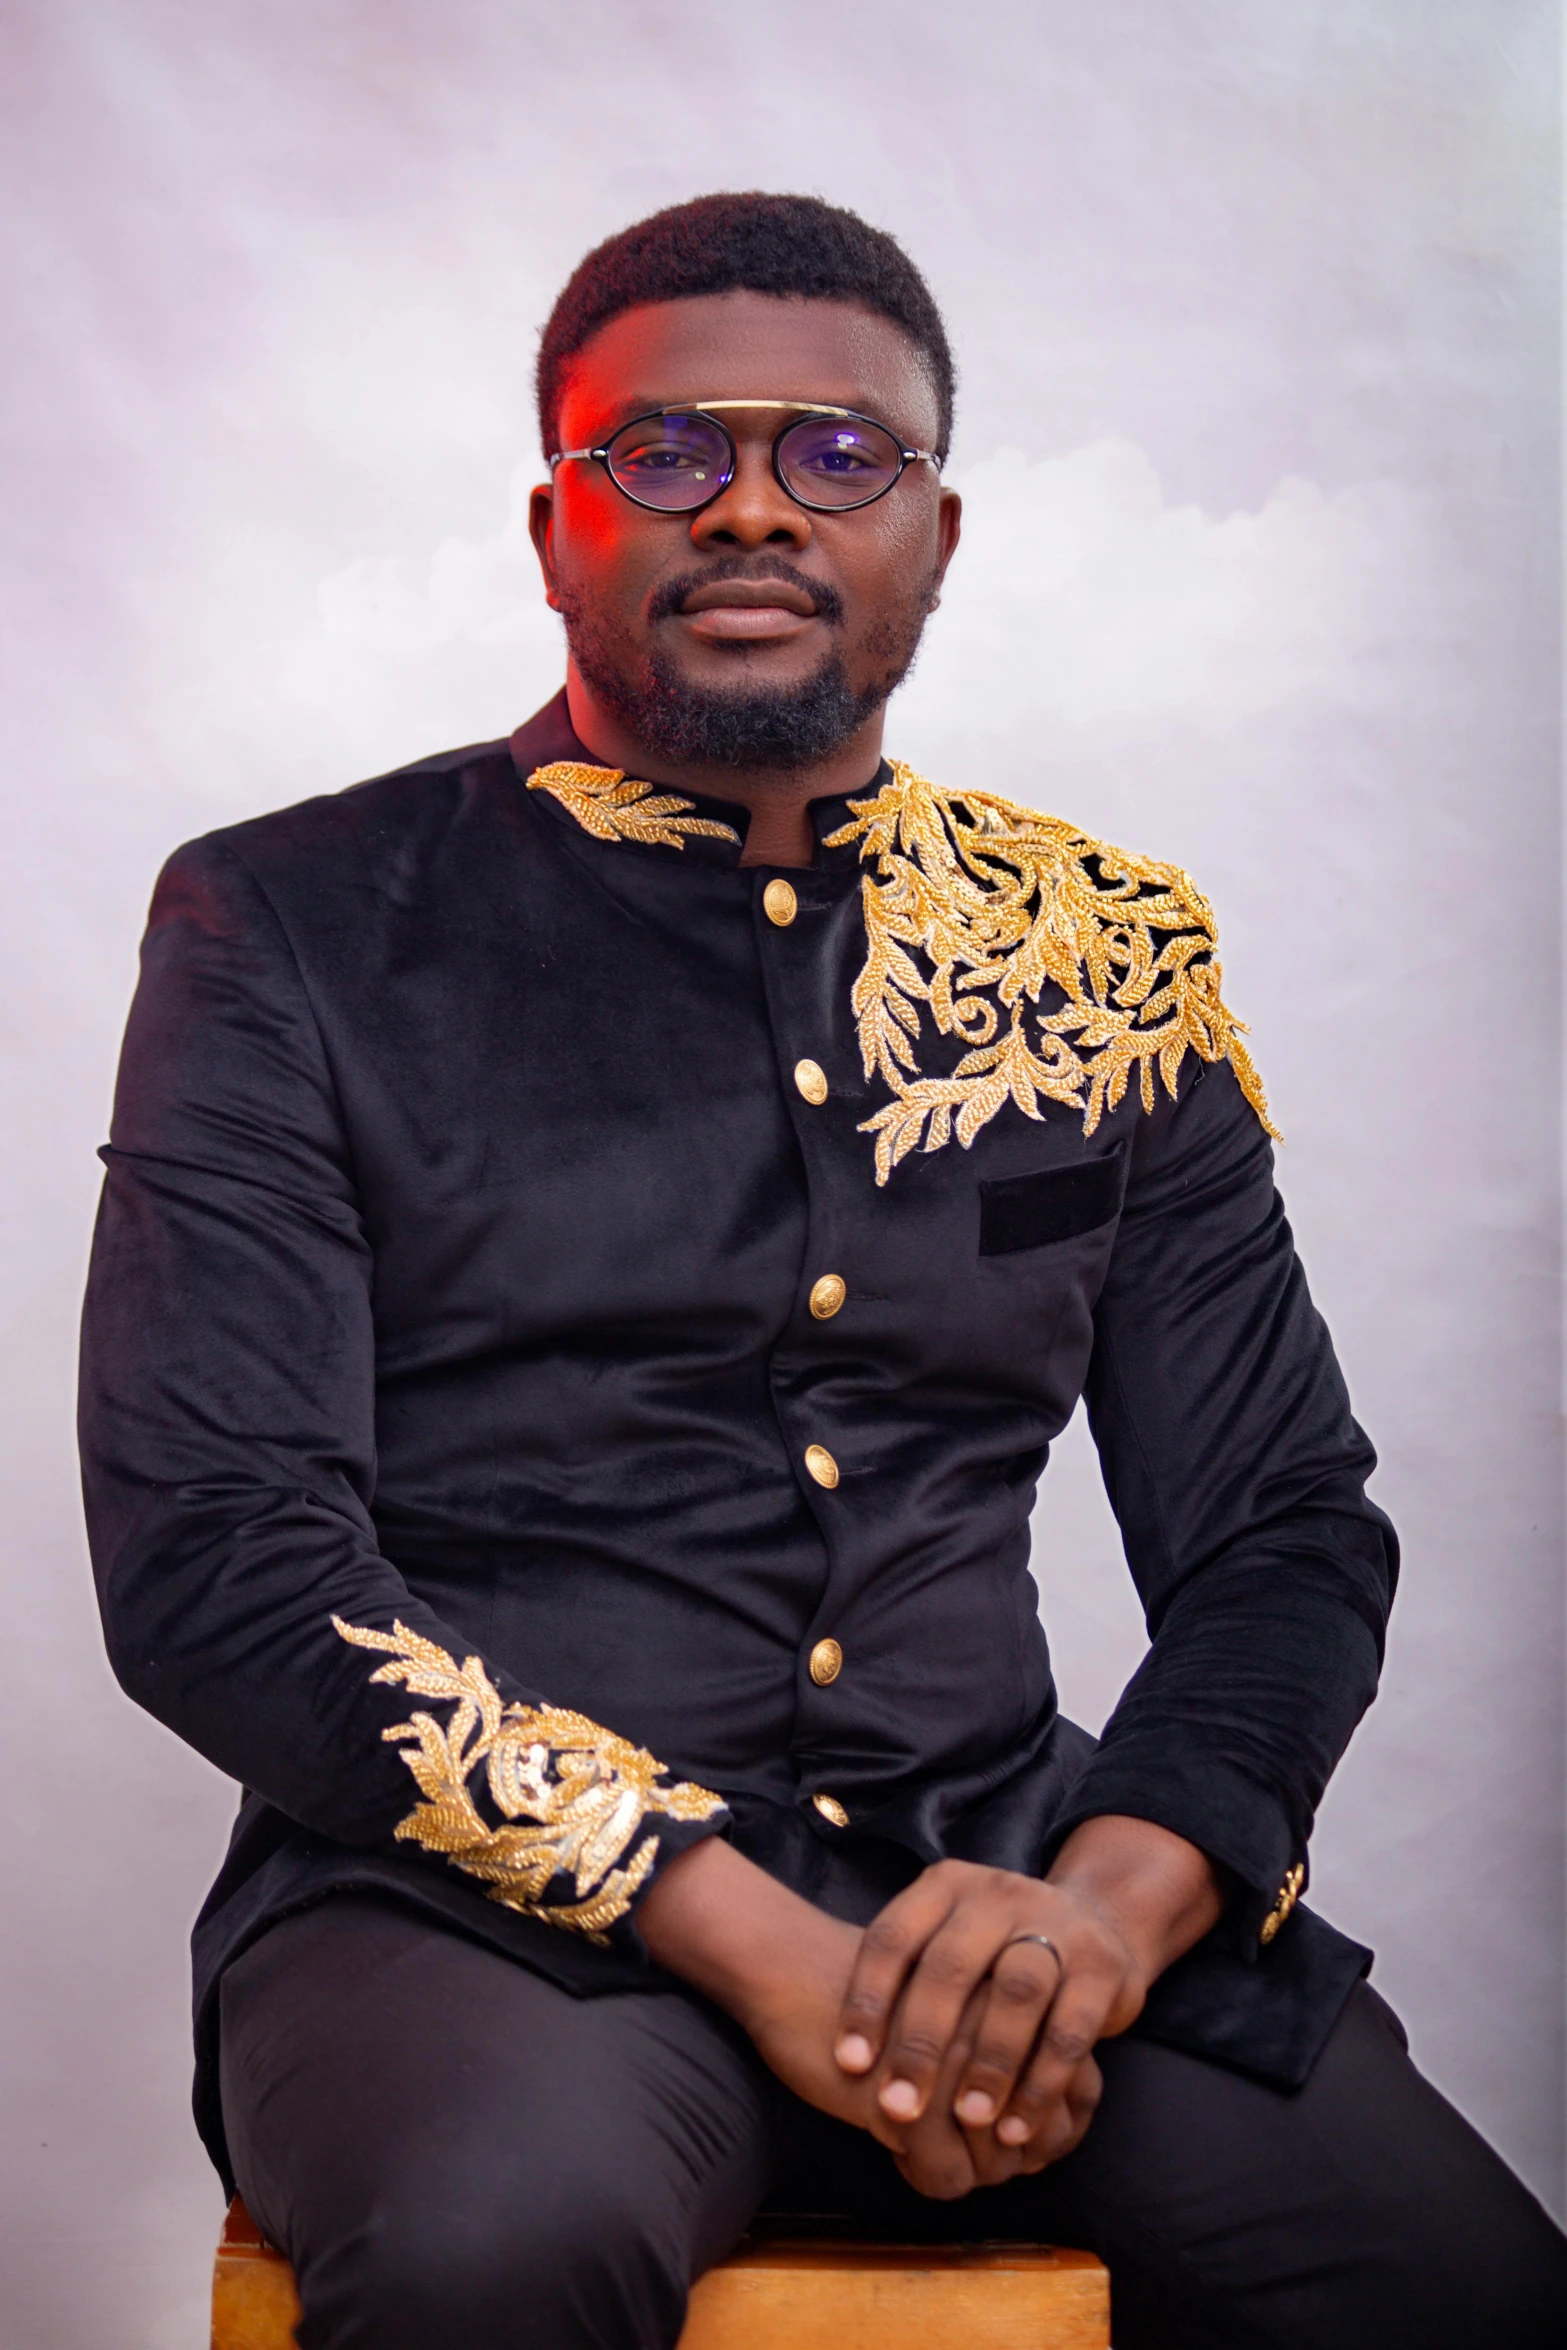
[[556, 291, 939, 441]]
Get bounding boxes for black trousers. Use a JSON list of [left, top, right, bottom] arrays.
[[220, 1895, 1567, 2350]]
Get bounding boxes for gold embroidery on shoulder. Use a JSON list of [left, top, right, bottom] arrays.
[[825, 762, 1277, 1184], [527, 761, 741, 850], [333, 1617, 725, 1942]]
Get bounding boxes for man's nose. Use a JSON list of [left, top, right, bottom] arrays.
[[689, 443, 812, 551]]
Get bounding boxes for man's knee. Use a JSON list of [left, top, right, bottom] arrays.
[[219, 1904, 770, 2348], [298, 2164, 693, 2350]]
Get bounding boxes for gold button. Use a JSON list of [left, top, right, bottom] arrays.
[[812, 1792, 850, 1827], [804, 1444, 839, 1489], [793, 1058, 829, 1105], [809, 1638, 843, 1686], [763, 878, 798, 927], [809, 1273, 846, 1320], [1259, 1862, 1305, 1946]]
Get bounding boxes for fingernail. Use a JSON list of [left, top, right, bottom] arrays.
[[880, 2078, 921, 2120], [997, 2115, 1029, 2146], [955, 2090, 995, 2125], [836, 2035, 874, 2071]]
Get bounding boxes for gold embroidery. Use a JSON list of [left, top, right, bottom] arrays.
[[530, 750, 1275, 1184], [334, 1617, 725, 1942], [527, 761, 741, 849], [825, 763, 1277, 1184], [1259, 1861, 1306, 1945]]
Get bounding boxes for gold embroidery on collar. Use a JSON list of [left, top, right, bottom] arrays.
[[527, 761, 741, 849], [334, 1617, 725, 1942], [825, 763, 1277, 1184]]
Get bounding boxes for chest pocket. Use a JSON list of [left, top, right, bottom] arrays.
[[978, 1145, 1128, 1256]]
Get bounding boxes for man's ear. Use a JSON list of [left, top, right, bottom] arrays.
[[932, 486, 962, 603], [529, 482, 562, 612]]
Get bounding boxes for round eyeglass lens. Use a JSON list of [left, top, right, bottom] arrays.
[[777, 414, 905, 509], [604, 413, 733, 510]]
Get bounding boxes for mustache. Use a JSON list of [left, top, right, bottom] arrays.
[[646, 556, 845, 629]]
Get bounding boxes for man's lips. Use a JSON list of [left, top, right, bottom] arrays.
[[675, 577, 823, 644], [680, 579, 819, 616]]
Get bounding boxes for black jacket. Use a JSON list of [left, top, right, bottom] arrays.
[[79, 691, 1396, 2181]]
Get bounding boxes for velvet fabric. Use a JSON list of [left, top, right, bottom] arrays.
[[78, 691, 1396, 2183]]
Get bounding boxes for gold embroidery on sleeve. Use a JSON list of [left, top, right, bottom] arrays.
[[825, 763, 1277, 1184], [527, 761, 741, 849], [333, 1617, 725, 1942]]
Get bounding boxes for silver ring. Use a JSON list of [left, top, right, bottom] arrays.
[[1001, 1932, 1062, 1966]]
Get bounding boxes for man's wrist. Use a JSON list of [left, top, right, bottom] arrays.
[[1045, 1813, 1226, 1985], [637, 1834, 850, 2031]]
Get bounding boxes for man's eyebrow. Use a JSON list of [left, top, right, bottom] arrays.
[[555, 396, 687, 447], [563, 393, 906, 444]]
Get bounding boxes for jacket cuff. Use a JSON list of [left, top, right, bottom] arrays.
[[334, 1617, 729, 1950], [1042, 1741, 1308, 1958]]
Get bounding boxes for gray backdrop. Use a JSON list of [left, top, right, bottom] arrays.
[[1, 4, 1560, 2342]]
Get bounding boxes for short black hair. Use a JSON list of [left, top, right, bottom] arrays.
[[536, 192, 955, 460]]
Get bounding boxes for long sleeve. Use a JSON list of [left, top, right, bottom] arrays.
[[1050, 1055, 1398, 1952], [78, 835, 727, 1949]]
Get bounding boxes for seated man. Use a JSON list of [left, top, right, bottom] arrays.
[[80, 192, 1566, 2349]]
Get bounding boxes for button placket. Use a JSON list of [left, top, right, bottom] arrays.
[[752, 866, 866, 1823], [753, 876, 851, 1407]]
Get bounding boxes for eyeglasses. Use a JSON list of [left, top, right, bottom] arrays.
[[549, 401, 942, 515]]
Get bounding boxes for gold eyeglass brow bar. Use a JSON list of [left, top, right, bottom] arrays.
[[549, 401, 943, 515]]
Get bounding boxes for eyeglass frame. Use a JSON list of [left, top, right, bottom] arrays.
[[547, 400, 944, 516]]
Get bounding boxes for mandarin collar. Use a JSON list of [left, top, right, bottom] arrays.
[[508, 687, 884, 875]]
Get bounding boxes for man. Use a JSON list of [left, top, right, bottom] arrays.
[[80, 193, 1566, 2347]]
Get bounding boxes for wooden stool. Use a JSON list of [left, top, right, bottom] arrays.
[[212, 2195, 1111, 2348]]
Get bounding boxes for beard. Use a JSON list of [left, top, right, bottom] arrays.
[[578, 645, 883, 771], [557, 556, 935, 773]]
